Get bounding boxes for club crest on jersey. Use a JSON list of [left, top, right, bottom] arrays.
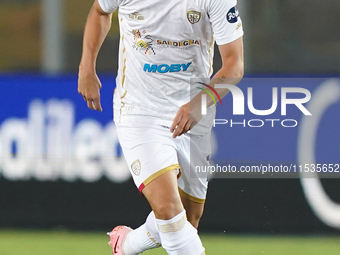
[[187, 11, 201, 24], [131, 159, 141, 176]]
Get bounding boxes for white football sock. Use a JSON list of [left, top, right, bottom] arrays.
[[156, 210, 205, 255], [123, 211, 161, 255], [145, 211, 161, 246]]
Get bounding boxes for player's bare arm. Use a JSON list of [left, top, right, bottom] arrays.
[[78, 0, 112, 112], [171, 36, 244, 138]]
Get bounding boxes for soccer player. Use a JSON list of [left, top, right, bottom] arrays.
[[78, 0, 244, 254]]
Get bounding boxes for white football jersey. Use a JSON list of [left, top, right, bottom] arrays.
[[98, 0, 243, 134]]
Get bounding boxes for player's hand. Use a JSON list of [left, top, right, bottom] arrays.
[[170, 101, 202, 138], [78, 71, 103, 111]]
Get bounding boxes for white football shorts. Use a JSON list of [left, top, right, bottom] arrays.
[[116, 122, 211, 204]]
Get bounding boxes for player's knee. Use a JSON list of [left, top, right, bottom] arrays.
[[153, 201, 183, 220]]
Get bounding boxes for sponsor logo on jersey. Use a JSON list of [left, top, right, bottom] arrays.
[[156, 39, 200, 47], [133, 31, 200, 54], [227, 6, 239, 23], [128, 12, 144, 20], [143, 62, 192, 73], [187, 11, 201, 24], [132, 29, 155, 55], [131, 159, 141, 176]]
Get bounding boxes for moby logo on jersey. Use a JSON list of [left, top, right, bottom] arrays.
[[143, 62, 192, 73]]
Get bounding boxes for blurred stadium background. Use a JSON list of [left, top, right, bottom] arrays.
[[0, 0, 340, 254]]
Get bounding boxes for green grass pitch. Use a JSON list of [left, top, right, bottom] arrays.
[[0, 230, 339, 255]]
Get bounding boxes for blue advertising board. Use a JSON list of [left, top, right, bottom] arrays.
[[0, 74, 340, 232]]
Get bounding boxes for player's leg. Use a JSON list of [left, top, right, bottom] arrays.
[[177, 131, 211, 229], [122, 173, 206, 254], [143, 170, 183, 219], [142, 170, 205, 255], [108, 123, 171, 255], [179, 191, 205, 229], [111, 123, 205, 255], [121, 169, 183, 255], [121, 170, 205, 255]]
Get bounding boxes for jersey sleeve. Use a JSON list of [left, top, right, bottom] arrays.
[[208, 0, 244, 45], [98, 0, 122, 13]]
